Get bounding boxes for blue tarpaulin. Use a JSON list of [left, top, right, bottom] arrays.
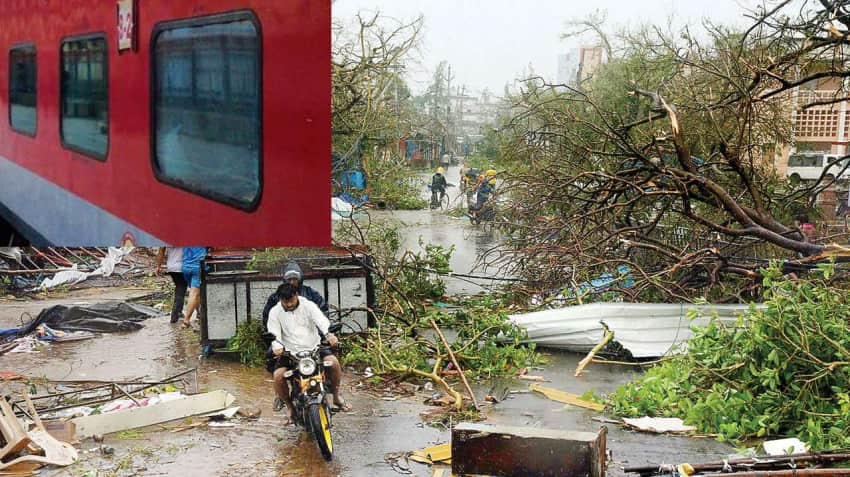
[[570, 265, 633, 297]]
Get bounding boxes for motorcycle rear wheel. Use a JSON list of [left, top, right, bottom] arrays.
[[308, 403, 334, 461]]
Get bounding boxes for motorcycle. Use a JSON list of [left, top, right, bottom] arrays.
[[265, 323, 342, 461], [468, 197, 495, 225]]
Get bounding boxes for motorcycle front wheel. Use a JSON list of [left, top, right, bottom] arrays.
[[308, 403, 334, 461]]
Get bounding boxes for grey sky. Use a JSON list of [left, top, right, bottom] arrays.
[[333, 0, 763, 94]]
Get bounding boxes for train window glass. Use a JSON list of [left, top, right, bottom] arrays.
[[60, 36, 108, 159], [9, 45, 37, 136], [153, 14, 261, 209]]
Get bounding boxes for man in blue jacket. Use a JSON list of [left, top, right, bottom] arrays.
[[262, 261, 328, 329]]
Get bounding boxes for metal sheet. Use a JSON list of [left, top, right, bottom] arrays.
[[508, 303, 760, 358], [338, 276, 368, 333], [249, 280, 278, 321], [206, 282, 238, 341]]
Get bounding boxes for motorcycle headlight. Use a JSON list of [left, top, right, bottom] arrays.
[[298, 357, 317, 376]]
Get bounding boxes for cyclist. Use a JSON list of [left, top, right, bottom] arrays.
[[430, 167, 448, 209]]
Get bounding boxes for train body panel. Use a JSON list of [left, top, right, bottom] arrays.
[[0, 0, 330, 246]]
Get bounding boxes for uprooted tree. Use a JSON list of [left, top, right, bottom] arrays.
[[489, 0, 850, 302]]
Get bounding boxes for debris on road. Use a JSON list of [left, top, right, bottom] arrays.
[[73, 389, 236, 439], [763, 438, 808, 456], [483, 380, 510, 404], [10, 369, 199, 420], [38, 247, 135, 291], [0, 395, 77, 473], [575, 326, 614, 377], [408, 443, 451, 465], [528, 383, 605, 411], [517, 374, 549, 382], [0, 370, 24, 381], [621, 417, 696, 434], [623, 449, 850, 476], [451, 422, 607, 477], [0, 302, 163, 353]]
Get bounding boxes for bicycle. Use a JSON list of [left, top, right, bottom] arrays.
[[428, 184, 454, 210]]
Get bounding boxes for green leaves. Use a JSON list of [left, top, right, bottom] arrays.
[[223, 318, 267, 368], [609, 263, 850, 449]]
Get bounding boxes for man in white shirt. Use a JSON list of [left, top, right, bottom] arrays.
[[267, 283, 350, 423]]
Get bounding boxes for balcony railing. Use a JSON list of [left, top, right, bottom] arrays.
[[794, 90, 849, 141]]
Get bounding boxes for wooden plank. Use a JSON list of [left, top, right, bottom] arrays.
[[452, 423, 607, 477], [528, 383, 605, 411], [72, 390, 235, 438], [426, 443, 452, 463]]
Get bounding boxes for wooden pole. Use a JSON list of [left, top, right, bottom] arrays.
[[428, 318, 479, 410], [715, 470, 850, 477], [0, 269, 61, 275]]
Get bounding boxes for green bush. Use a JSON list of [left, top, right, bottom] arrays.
[[609, 263, 850, 449], [223, 318, 267, 368]]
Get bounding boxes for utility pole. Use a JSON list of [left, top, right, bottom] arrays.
[[458, 85, 466, 159], [446, 65, 453, 155]]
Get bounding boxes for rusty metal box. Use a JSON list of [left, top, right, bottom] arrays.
[[451, 423, 607, 477]]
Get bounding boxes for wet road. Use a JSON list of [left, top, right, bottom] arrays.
[[2, 312, 733, 477], [0, 193, 737, 476], [364, 164, 508, 295]]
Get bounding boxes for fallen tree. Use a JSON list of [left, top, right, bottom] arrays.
[[334, 215, 540, 412], [487, 0, 850, 302], [609, 263, 850, 449]]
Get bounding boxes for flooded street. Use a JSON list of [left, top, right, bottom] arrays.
[[363, 164, 507, 295], [0, 204, 734, 477], [0, 292, 734, 477]]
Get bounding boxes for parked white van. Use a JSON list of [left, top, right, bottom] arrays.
[[786, 153, 850, 183]]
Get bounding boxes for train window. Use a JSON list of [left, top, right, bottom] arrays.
[[60, 35, 108, 160], [152, 12, 261, 210], [9, 45, 37, 136]]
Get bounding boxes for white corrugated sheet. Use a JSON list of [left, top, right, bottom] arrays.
[[508, 302, 761, 358]]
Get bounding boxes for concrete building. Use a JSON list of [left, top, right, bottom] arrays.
[[556, 46, 607, 87], [557, 51, 578, 86], [774, 77, 849, 178], [452, 89, 502, 140]]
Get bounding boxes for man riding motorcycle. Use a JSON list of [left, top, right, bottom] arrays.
[[266, 283, 351, 424]]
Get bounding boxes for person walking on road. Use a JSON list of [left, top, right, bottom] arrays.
[[181, 247, 207, 329], [155, 247, 186, 324]]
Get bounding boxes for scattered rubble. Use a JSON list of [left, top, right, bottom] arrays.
[[0, 394, 77, 475], [0, 247, 150, 294], [528, 383, 605, 412], [624, 449, 850, 476], [621, 417, 696, 434]]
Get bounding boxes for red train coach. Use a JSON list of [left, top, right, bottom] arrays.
[[0, 0, 330, 246]]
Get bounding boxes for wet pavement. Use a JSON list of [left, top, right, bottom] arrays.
[[363, 164, 507, 295], [0, 201, 737, 476], [0, 287, 445, 477]]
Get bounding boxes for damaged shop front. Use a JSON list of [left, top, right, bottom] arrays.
[[199, 248, 376, 350]]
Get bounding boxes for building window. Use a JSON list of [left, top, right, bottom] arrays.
[[60, 35, 109, 159], [152, 12, 261, 210], [9, 45, 37, 136]]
